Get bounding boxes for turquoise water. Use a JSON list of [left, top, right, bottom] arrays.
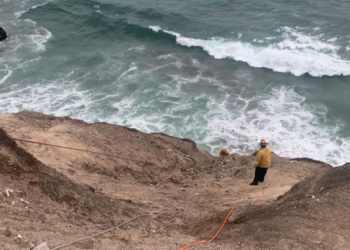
[[1, 0, 350, 166]]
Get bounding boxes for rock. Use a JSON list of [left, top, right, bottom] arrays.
[[0, 27, 7, 41], [4, 188, 13, 197], [20, 198, 29, 204], [306, 194, 316, 199], [15, 234, 22, 244], [38, 214, 48, 223], [3, 228, 11, 237], [29, 242, 35, 249], [32, 242, 50, 250]]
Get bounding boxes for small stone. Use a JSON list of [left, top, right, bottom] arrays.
[[20, 198, 29, 204], [38, 214, 48, 223], [305, 194, 315, 199], [15, 234, 22, 244], [4, 188, 13, 197], [32, 242, 50, 250], [3, 228, 11, 237], [29, 242, 35, 249]]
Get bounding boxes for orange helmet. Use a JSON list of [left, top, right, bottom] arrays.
[[221, 148, 227, 152]]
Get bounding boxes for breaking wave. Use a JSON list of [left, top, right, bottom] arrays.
[[204, 86, 350, 166], [150, 26, 350, 77]]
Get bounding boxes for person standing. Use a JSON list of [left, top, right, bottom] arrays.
[[250, 140, 271, 186]]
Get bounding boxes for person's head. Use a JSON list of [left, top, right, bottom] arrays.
[[260, 139, 268, 148], [221, 148, 227, 152]]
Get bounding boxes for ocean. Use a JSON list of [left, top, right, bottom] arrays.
[[1, 0, 350, 166]]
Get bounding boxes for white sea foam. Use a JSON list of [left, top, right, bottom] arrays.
[[117, 66, 138, 81], [0, 72, 92, 118], [3, 19, 52, 53], [27, 27, 53, 52], [204, 86, 350, 166], [327, 37, 337, 43], [149, 26, 350, 77], [126, 46, 145, 52], [0, 17, 52, 85], [157, 54, 175, 60], [276, 27, 338, 51], [15, 0, 52, 18], [149, 25, 161, 33], [0, 70, 13, 85]]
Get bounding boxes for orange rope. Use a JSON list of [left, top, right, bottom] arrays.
[[12, 138, 146, 163], [178, 241, 207, 250], [177, 207, 235, 250], [208, 207, 235, 242], [178, 173, 269, 250]]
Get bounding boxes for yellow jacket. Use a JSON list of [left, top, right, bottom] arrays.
[[254, 147, 271, 168]]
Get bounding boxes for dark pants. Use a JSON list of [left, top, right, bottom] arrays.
[[252, 167, 268, 184]]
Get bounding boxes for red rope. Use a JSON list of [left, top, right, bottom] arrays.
[[12, 138, 146, 163]]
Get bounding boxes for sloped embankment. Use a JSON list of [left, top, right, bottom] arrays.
[[0, 128, 143, 249], [208, 164, 350, 250]]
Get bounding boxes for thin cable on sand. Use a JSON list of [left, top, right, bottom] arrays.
[[51, 214, 148, 250]]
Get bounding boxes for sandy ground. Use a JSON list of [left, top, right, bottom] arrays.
[[1, 111, 348, 250]]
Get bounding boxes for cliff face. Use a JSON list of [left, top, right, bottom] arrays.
[[1, 111, 348, 250]]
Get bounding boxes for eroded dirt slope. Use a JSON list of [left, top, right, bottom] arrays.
[[193, 164, 350, 250], [0, 111, 340, 250], [0, 127, 143, 250]]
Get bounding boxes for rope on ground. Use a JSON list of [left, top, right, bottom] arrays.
[[51, 214, 148, 250], [177, 173, 269, 250], [12, 138, 146, 163], [177, 207, 235, 250]]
